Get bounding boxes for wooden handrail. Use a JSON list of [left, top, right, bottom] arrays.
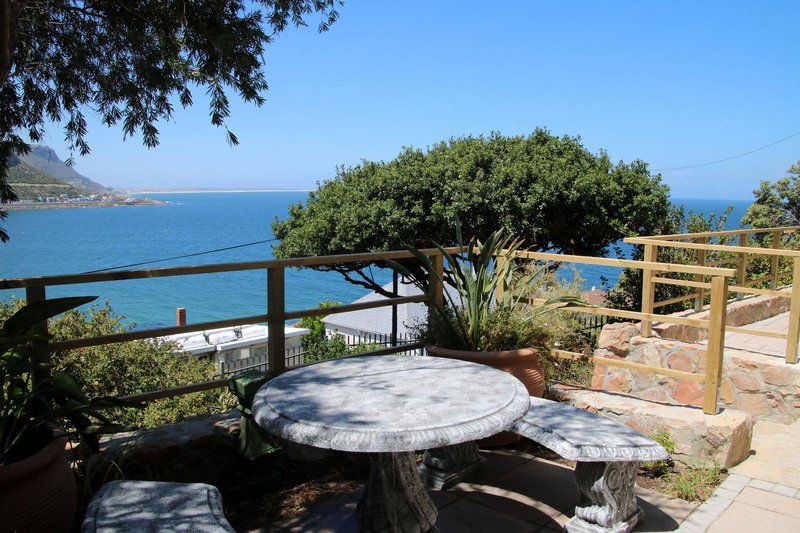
[[628, 225, 800, 241], [624, 237, 800, 257], [0, 246, 465, 289]]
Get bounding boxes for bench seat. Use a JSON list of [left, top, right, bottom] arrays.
[[513, 396, 668, 463], [82, 480, 235, 532], [512, 397, 668, 533]]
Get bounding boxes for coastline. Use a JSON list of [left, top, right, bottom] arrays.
[[127, 189, 312, 194], [4, 199, 168, 211]]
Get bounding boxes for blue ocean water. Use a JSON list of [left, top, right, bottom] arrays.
[[0, 193, 751, 328]]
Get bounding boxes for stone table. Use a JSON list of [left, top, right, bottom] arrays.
[[253, 355, 530, 532]]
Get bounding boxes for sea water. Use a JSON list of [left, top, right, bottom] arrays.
[[0, 192, 751, 328]]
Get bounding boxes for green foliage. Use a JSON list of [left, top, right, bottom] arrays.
[[0, 296, 137, 465], [642, 428, 676, 477], [297, 300, 382, 362], [606, 206, 733, 312], [664, 464, 722, 502], [297, 300, 339, 348], [0, 1, 341, 242], [389, 228, 583, 352], [0, 298, 225, 428], [7, 160, 87, 200], [273, 130, 671, 296], [742, 162, 800, 230]]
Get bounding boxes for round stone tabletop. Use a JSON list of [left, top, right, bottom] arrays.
[[252, 355, 530, 453]]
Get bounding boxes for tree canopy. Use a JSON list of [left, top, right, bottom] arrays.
[[742, 161, 800, 229], [272, 129, 672, 295], [0, 0, 340, 241]]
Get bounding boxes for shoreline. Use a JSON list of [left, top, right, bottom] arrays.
[[127, 189, 312, 194], [4, 199, 168, 211]]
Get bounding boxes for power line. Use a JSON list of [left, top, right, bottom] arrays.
[[653, 129, 800, 172], [83, 238, 278, 273]]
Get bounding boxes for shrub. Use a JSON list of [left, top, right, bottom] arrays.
[[0, 298, 227, 428]]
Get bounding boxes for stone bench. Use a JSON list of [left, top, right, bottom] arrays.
[[512, 397, 668, 533], [82, 480, 236, 532]]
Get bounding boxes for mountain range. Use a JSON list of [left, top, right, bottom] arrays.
[[7, 145, 107, 200]]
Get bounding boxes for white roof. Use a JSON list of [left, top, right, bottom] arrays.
[[162, 325, 308, 356], [322, 280, 458, 337]]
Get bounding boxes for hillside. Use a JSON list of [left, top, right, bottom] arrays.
[[7, 160, 88, 200], [20, 145, 106, 191]]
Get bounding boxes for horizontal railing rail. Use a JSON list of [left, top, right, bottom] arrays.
[[623, 226, 800, 363]]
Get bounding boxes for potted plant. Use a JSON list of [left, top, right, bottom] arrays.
[[389, 229, 583, 398], [0, 296, 137, 532]]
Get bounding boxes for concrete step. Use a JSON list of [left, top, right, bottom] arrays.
[[549, 384, 753, 469]]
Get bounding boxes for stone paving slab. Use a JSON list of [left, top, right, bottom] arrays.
[[731, 419, 800, 487], [268, 450, 696, 532]]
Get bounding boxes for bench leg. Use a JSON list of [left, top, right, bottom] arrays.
[[418, 441, 485, 490], [566, 461, 642, 533]]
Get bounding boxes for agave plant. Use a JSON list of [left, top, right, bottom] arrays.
[[388, 228, 584, 351], [0, 296, 138, 465]]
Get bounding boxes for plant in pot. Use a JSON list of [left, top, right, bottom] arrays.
[[0, 296, 138, 533], [390, 228, 583, 396]]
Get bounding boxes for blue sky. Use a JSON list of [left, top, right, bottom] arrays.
[[39, 1, 800, 199]]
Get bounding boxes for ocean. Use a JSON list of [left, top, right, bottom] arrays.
[[0, 192, 751, 328]]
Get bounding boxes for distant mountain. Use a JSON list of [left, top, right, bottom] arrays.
[[20, 145, 107, 192], [7, 159, 88, 200]]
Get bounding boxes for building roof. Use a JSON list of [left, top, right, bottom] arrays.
[[162, 325, 308, 356], [322, 280, 458, 337]]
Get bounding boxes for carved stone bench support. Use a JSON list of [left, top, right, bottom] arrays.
[[566, 461, 643, 533]]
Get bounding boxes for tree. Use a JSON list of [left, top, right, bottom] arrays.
[[272, 129, 671, 296], [742, 161, 800, 230], [0, 0, 340, 241]]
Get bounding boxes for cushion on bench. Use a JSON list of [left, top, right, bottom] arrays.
[[513, 397, 668, 462], [81, 480, 236, 532]]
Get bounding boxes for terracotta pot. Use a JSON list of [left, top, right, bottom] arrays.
[[426, 345, 544, 447], [0, 435, 77, 533]]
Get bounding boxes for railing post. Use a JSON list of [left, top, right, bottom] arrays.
[[786, 257, 800, 364], [771, 229, 782, 290], [703, 275, 728, 415], [26, 286, 51, 386], [391, 270, 399, 347], [495, 253, 507, 303], [429, 254, 444, 308], [736, 233, 747, 300], [640, 244, 657, 337], [695, 237, 708, 312], [267, 267, 286, 375]]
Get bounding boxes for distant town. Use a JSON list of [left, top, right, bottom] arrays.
[[5, 192, 167, 210]]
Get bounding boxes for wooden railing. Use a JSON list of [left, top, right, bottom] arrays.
[[625, 226, 800, 363], [1, 246, 737, 415], [0, 248, 458, 402], [504, 250, 735, 414]]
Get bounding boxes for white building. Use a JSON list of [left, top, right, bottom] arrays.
[[163, 324, 308, 374], [322, 280, 458, 344]]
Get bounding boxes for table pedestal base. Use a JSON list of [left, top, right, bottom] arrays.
[[356, 452, 438, 533], [418, 442, 484, 490], [566, 461, 642, 533]]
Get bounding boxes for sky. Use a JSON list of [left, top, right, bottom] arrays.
[[37, 1, 800, 200]]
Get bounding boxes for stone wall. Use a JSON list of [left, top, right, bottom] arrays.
[[550, 385, 753, 469], [593, 322, 800, 424]]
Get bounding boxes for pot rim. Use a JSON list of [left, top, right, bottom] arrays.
[[426, 345, 539, 359], [0, 434, 67, 487]]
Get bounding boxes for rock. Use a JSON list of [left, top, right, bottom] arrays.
[[762, 365, 795, 387], [672, 380, 704, 407], [736, 393, 771, 416], [730, 372, 760, 392], [605, 371, 632, 393], [598, 323, 641, 355], [667, 351, 695, 373], [720, 378, 736, 404]]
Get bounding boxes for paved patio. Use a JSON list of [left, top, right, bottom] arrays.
[[267, 449, 697, 532], [678, 418, 800, 532], [701, 311, 789, 358]]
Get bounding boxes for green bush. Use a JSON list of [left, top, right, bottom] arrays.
[[0, 298, 227, 428]]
